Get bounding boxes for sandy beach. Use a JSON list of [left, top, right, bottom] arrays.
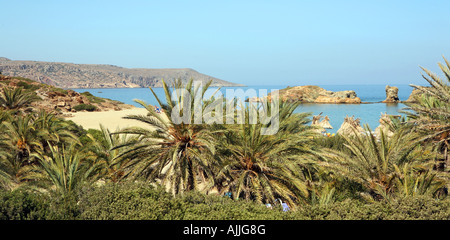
[[65, 107, 156, 130]]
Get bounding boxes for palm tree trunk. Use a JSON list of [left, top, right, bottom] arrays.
[[187, 158, 195, 191], [445, 142, 448, 171]]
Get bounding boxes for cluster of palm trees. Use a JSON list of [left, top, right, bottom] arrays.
[[0, 58, 448, 210]]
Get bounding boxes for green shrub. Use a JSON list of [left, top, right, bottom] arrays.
[[80, 91, 94, 97], [73, 104, 97, 112], [178, 191, 286, 220], [0, 189, 50, 220], [79, 128, 104, 146], [49, 87, 68, 95], [75, 182, 287, 220], [45, 193, 80, 220], [0, 189, 80, 220], [289, 197, 450, 220], [16, 81, 40, 91], [1, 182, 448, 220], [77, 182, 184, 220], [11, 76, 35, 83], [81, 91, 105, 103]]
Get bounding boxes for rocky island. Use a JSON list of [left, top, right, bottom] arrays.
[[379, 84, 428, 104], [382, 85, 400, 103], [250, 85, 362, 104]]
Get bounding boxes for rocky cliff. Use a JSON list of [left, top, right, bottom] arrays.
[[0, 57, 243, 89]]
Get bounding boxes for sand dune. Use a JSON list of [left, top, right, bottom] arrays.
[[65, 107, 156, 130]]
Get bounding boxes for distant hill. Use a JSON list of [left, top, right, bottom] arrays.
[[0, 57, 243, 89]]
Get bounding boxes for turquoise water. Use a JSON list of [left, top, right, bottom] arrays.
[[71, 84, 414, 133]]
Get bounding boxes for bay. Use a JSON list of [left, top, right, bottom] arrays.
[[71, 84, 414, 133]]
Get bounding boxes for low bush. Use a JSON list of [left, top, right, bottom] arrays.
[[287, 197, 450, 220], [0, 189, 79, 220], [81, 91, 105, 103], [16, 81, 40, 91], [0, 189, 50, 220], [73, 103, 97, 112], [1, 182, 448, 220], [74, 182, 450, 220], [77, 182, 183, 220], [178, 191, 286, 220], [79, 128, 104, 146]]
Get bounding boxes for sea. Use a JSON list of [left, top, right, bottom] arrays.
[[71, 84, 415, 134]]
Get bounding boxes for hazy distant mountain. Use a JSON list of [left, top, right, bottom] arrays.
[[0, 57, 243, 88]]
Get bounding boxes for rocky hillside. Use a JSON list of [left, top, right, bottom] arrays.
[[0, 57, 243, 89], [250, 85, 361, 104], [0, 74, 134, 115]]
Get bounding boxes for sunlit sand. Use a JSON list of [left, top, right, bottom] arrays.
[[65, 107, 156, 130]]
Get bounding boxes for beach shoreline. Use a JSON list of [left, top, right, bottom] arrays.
[[64, 107, 152, 130]]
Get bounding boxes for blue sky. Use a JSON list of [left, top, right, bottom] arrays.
[[1, 0, 449, 86]]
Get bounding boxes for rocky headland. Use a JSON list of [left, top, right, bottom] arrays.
[[0, 57, 243, 89]]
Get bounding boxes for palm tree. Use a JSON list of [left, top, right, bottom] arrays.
[[112, 79, 220, 194], [406, 57, 450, 169], [306, 182, 337, 207], [393, 162, 447, 198], [0, 148, 18, 190], [320, 126, 428, 201], [86, 124, 134, 183], [0, 114, 43, 189], [33, 110, 80, 149], [215, 101, 319, 208], [0, 110, 87, 190], [0, 86, 40, 111], [0, 114, 43, 166], [22, 144, 95, 197]]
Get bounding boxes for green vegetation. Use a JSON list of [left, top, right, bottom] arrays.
[[0, 57, 449, 220], [406, 58, 450, 170], [9, 76, 35, 83], [48, 87, 68, 95], [0, 182, 448, 220], [73, 103, 97, 112], [81, 91, 105, 103], [16, 81, 41, 91], [0, 86, 41, 111]]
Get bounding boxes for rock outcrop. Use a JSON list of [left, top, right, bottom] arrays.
[[311, 113, 333, 133], [250, 86, 361, 104], [382, 85, 400, 103], [312, 113, 333, 128], [0, 75, 134, 115], [374, 113, 400, 138], [318, 115, 333, 129], [403, 88, 426, 103], [0, 57, 243, 89], [337, 115, 365, 136]]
